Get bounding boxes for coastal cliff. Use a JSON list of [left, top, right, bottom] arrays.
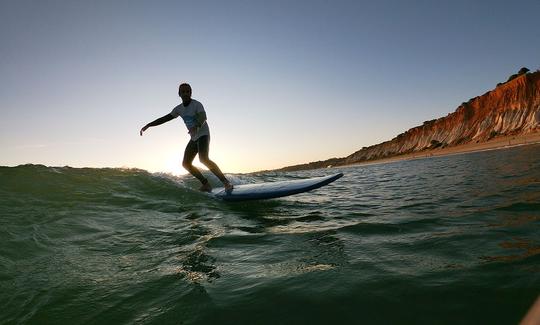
[[278, 69, 540, 171]]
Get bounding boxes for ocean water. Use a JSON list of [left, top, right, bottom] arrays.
[[1, 144, 539, 324]]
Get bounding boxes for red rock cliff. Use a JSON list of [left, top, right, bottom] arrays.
[[278, 70, 540, 171], [343, 71, 540, 164]]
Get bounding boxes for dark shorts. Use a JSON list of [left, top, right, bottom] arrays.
[[183, 135, 210, 164]]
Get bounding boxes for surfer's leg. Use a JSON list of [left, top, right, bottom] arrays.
[[182, 139, 208, 184], [197, 136, 232, 191]]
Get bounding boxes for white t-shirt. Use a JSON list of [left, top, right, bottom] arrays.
[[169, 99, 210, 141]]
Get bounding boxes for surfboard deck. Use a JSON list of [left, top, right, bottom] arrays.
[[212, 173, 343, 202]]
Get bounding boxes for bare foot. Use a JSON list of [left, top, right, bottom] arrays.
[[224, 181, 234, 193], [199, 182, 212, 193]]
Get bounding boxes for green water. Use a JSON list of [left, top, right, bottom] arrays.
[[1, 144, 540, 324]]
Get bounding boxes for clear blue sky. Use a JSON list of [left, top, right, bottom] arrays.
[[1, 0, 539, 173]]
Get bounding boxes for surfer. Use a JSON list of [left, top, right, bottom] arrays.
[[140, 83, 233, 193]]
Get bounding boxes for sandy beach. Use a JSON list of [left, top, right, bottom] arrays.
[[348, 131, 540, 168]]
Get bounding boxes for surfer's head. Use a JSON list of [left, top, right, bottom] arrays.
[[178, 83, 192, 103]]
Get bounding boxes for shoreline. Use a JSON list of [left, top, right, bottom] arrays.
[[342, 131, 540, 168]]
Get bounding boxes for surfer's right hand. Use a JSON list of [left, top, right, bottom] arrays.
[[140, 126, 148, 136], [188, 127, 198, 136]]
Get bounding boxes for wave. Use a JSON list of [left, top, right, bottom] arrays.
[[0, 165, 210, 210]]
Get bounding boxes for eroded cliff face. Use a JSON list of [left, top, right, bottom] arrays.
[[342, 71, 540, 165], [278, 71, 540, 171]]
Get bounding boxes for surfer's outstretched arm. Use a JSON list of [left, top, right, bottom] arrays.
[[140, 114, 175, 136]]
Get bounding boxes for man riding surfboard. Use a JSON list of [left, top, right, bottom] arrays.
[[140, 83, 233, 193]]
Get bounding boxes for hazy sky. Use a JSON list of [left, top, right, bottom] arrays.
[[1, 0, 539, 174]]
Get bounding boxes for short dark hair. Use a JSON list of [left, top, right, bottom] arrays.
[[178, 83, 192, 96]]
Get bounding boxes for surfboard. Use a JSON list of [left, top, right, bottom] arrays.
[[212, 173, 343, 202]]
